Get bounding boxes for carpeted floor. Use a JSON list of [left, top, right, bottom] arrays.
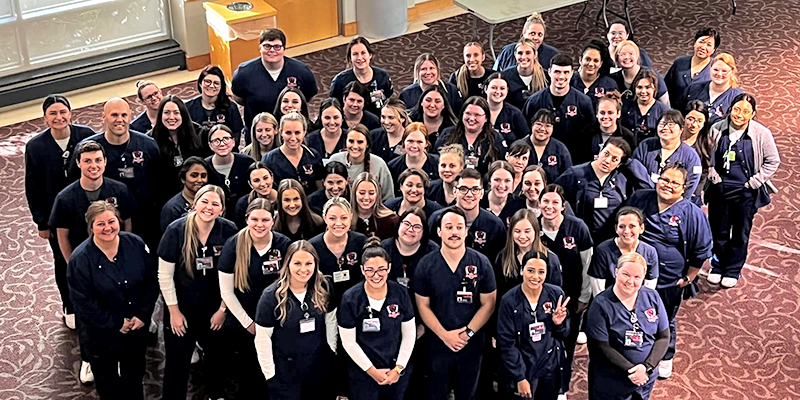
[[1, 0, 799, 399]]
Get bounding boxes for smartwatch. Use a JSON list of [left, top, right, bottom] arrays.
[[465, 327, 475, 339], [682, 275, 690, 284]]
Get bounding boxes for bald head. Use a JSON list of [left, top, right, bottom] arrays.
[[103, 97, 131, 139]]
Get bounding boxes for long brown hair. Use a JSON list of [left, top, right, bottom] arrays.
[[350, 172, 394, 229], [274, 240, 330, 326], [233, 198, 273, 292], [455, 42, 485, 96], [274, 179, 324, 232], [501, 209, 548, 279], [183, 185, 226, 278]]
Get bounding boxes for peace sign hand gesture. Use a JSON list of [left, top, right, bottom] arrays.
[[552, 295, 570, 326]]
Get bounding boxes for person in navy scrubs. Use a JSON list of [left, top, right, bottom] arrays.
[[706, 94, 780, 288], [232, 162, 279, 228], [338, 238, 417, 400], [586, 253, 669, 400], [588, 206, 659, 296], [664, 27, 720, 107], [130, 80, 163, 134], [481, 161, 527, 223], [436, 96, 508, 175], [67, 201, 157, 399], [621, 69, 671, 144], [25, 94, 94, 330], [606, 20, 654, 67], [409, 85, 458, 147], [505, 140, 532, 194], [609, 41, 669, 106], [262, 112, 323, 192], [218, 198, 291, 395], [150, 95, 210, 194], [387, 122, 439, 185], [243, 112, 280, 161], [272, 86, 312, 126], [350, 172, 400, 240], [330, 36, 394, 116], [523, 53, 595, 158], [307, 98, 347, 163], [383, 207, 440, 293], [157, 185, 238, 400], [385, 168, 443, 220], [581, 91, 636, 165], [497, 250, 569, 400], [521, 166, 548, 215], [555, 137, 632, 243], [676, 52, 743, 125], [413, 206, 497, 400], [537, 184, 594, 396], [624, 163, 712, 379], [274, 179, 325, 241], [523, 109, 572, 183], [160, 156, 215, 232], [371, 98, 410, 163], [485, 72, 531, 143], [449, 42, 496, 100], [571, 39, 619, 110], [308, 160, 350, 215], [494, 12, 559, 72], [501, 40, 549, 110], [342, 81, 382, 131], [400, 53, 463, 115], [232, 28, 318, 131], [681, 101, 713, 205], [428, 144, 465, 207], [428, 168, 508, 264], [186, 65, 245, 144], [254, 240, 338, 400], [206, 125, 253, 217], [631, 110, 702, 198]]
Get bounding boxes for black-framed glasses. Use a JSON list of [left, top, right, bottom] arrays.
[[456, 186, 482, 195], [261, 44, 284, 51], [202, 79, 221, 88], [210, 137, 233, 146], [657, 121, 679, 129], [363, 267, 389, 277], [657, 177, 684, 189], [143, 92, 161, 102], [401, 220, 424, 233]]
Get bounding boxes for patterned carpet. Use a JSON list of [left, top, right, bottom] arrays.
[[1, 0, 799, 398]]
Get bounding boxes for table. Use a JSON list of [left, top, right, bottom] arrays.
[[454, 0, 589, 59]]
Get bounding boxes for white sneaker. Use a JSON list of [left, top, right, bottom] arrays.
[[576, 332, 587, 345], [721, 277, 738, 288], [191, 347, 201, 364], [558, 394, 567, 400], [64, 313, 76, 330], [79, 361, 94, 384], [706, 273, 722, 284], [658, 359, 673, 379]]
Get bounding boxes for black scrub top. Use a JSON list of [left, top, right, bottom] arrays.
[[522, 88, 596, 159], [447, 67, 496, 99], [160, 192, 192, 232], [587, 239, 659, 288], [370, 127, 404, 164], [330, 67, 394, 116], [206, 153, 254, 217], [493, 103, 530, 143], [306, 128, 347, 162], [310, 231, 368, 305], [428, 208, 508, 264], [262, 146, 323, 192]]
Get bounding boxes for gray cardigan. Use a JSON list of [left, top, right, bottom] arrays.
[[327, 152, 395, 201], [708, 118, 780, 202]]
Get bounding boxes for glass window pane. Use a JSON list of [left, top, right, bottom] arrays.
[[21, 0, 86, 13], [0, 0, 13, 19], [0, 24, 21, 73]]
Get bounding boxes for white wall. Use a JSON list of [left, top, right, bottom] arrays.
[[342, 0, 432, 23]]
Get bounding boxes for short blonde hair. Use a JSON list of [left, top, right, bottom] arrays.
[[712, 52, 739, 88]]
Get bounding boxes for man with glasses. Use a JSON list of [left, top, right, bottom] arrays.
[[522, 53, 595, 160], [428, 168, 507, 264], [625, 162, 712, 380], [130, 80, 163, 134], [232, 28, 319, 131], [413, 206, 496, 400]]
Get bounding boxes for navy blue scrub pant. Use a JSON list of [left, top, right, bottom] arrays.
[[506, 371, 561, 400], [223, 322, 268, 399], [162, 307, 226, 399], [589, 380, 655, 400], [89, 329, 148, 400], [349, 362, 413, 400], [268, 350, 332, 400], [560, 303, 583, 394], [708, 189, 757, 279], [426, 332, 484, 400], [49, 234, 72, 314], [656, 285, 684, 360]]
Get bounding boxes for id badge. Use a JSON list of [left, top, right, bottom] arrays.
[[727, 151, 736, 161], [196, 256, 214, 276], [396, 276, 410, 287], [650, 173, 660, 183], [262, 260, 280, 275], [529, 321, 546, 342], [300, 317, 315, 333], [362, 317, 381, 332], [456, 290, 473, 304], [466, 155, 479, 168], [119, 167, 135, 179], [173, 155, 184, 167], [594, 197, 608, 209], [624, 330, 643, 347], [333, 270, 351, 283], [692, 165, 702, 175]]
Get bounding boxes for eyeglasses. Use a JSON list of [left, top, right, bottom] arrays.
[[685, 116, 703, 124], [657, 121, 679, 129], [401, 220, 424, 233], [609, 31, 626, 37], [464, 111, 486, 119], [456, 186, 483, 195], [210, 136, 233, 146], [533, 121, 553, 129], [261, 44, 284, 51], [363, 267, 389, 277], [657, 177, 684, 189], [143, 92, 161, 102], [202, 79, 221, 88]]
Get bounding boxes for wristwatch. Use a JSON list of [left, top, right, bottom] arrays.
[[645, 364, 655, 375], [465, 327, 475, 339], [681, 275, 691, 284], [393, 365, 406, 376]]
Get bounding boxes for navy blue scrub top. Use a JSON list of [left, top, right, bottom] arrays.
[[158, 216, 238, 309], [370, 127, 404, 164], [343, 110, 382, 132], [664, 55, 712, 107], [399, 82, 463, 115], [570, 74, 619, 109], [493, 103, 530, 143], [185, 95, 245, 141], [384, 197, 443, 222], [387, 154, 440, 185], [539, 215, 594, 300], [412, 248, 496, 331], [160, 192, 192, 232], [677, 82, 743, 125], [231, 56, 319, 130], [130, 112, 151, 134], [493, 42, 558, 72], [338, 281, 416, 369], [426, 179, 457, 208], [382, 238, 440, 289], [522, 88, 595, 159], [306, 128, 347, 162], [631, 137, 702, 198], [493, 250, 563, 299], [206, 153, 254, 214], [501, 66, 538, 111], [435, 127, 508, 175], [479, 194, 527, 225], [610, 69, 668, 104], [428, 208, 508, 264], [330, 67, 394, 117], [525, 136, 573, 184], [621, 99, 670, 144], [49, 178, 139, 250], [587, 238, 659, 287], [310, 231, 368, 305], [584, 124, 637, 165], [447, 67, 496, 99], [262, 146, 322, 192], [555, 163, 629, 242], [218, 231, 292, 320]]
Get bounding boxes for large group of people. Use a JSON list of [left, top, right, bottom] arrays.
[[24, 15, 781, 400]]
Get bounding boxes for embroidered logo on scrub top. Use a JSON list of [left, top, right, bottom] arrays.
[[566, 105, 577, 117], [132, 151, 144, 164], [346, 251, 358, 266], [465, 265, 478, 280], [387, 304, 400, 318], [216, 114, 226, 124], [547, 155, 558, 166], [668, 215, 681, 227], [594, 87, 605, 97], [287, 76, 298, 89], [106, 197, 118, 207], [542, 301, 552, 314], [644, 308, 658, 322], [563, 236, 576, 249], [269, 248, 282, 261], [500, 123, 511, 134], [474, 231, 487, 245], [714, 105, 724, 118], [302, 164, 314, 175]]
